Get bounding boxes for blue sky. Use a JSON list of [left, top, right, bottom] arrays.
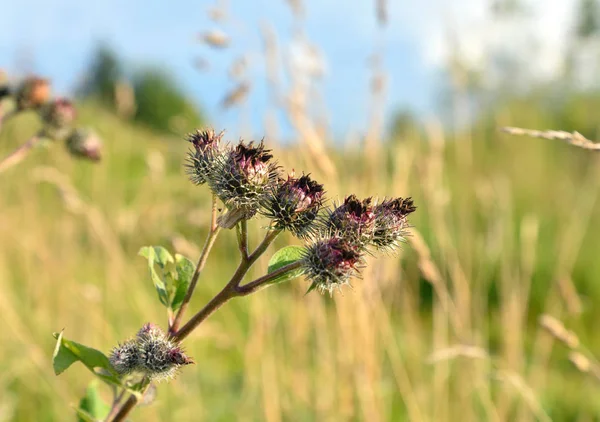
[[0, 0, 574, 139]]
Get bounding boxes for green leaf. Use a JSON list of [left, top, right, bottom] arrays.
[[267, 246, 305, 285], [52, 332, 139, 396], [76, 381, 110, 422], [53, 331, 114, 377], [171, 254, 195, 310], [74, 409, 97, 422], [138, 246, 173, 306], [139, 246, 174, 268]]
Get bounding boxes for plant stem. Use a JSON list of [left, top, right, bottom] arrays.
[[173, 228, 281, 342], [105, 389, 127, 421], [0, 135, 41, 174], [111, 228, 282, 421], [169, 195, 220, 335], [109, 383, 151, 422], [237, 261, 303, 295], [248, 228, 280, 261], [172, 278, 239, 343], [237, 220, 249, 261]]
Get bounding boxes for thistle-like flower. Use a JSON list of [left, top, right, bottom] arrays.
[[109, 323, 194, 381], [136, 335, 194, 381], [209, 140, 279, 228], [185, 128, 225, 185], [65, 128, 102, 162], [40, 98, 76, 141], [302, 237, 363, 294], [372, 197, 416, 251], [14, 77, 50, 110], [261, 172, 325, 238], [136, 323, 166, 343], [109, 340, 140, 376], [322, 195, 376, 250]]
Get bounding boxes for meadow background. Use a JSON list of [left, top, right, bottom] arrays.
[[2, 1, 600, 421]]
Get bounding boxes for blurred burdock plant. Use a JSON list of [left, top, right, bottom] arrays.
[[0, 73, 103, 173], [52, 128, 416, 421]]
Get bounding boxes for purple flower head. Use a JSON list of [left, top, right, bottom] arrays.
[[325, 195, 376, 249], [15, 76, 50, 110], [186, 128, 225, 185], [302, 237, 363, 294], [229, 141, 273, 186], [372, 197, 416, 250], [167, 346, 195, 366], [65, 128, 102, 162], [109, 324, 195, 382], [136, 323, 166, 342], [41, 98, 76, 127], [109, 340, 139, 375], [211, 140, 280, 228], [40, 98, 77, 141], [261, 172, 325, 238], [137, 336, 193, 381]]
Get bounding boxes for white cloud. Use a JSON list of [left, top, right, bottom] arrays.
[[387, 0, 576, 82]]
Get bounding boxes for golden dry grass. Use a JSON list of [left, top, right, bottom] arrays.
[[1, 99, 600, 422]]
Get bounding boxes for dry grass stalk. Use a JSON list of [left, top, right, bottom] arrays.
[[286, 0, 304, 19], [538, 314, 579, 349], [31, 166, 125, 272], [114, 80, 136, 119], [221, 82, 250, 109], [207, 0, 228, 22], [409, 229, 462, 335], [376, 0, 387, 26], [495, 370, 552, 422], [201, 30, 230, 49], [0, 136, 42, 174], [426, 344, 489, 363], [502, 126, 600, 150], [228, 55, 248, 81], [557, 277, 583, 316], [567, 351, 600, 383]]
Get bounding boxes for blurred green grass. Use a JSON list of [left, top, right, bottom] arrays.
[[1, 102, 600, 421]]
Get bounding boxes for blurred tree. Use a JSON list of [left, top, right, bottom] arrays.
[[576, 0, 600, 39], [389, 109, 421, 141], [132, 69, 204, 134], [78, 45, 122, 107]]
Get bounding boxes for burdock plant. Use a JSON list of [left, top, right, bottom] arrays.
[[0, 73, 102, 173], [52, 128, 416, 421]]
